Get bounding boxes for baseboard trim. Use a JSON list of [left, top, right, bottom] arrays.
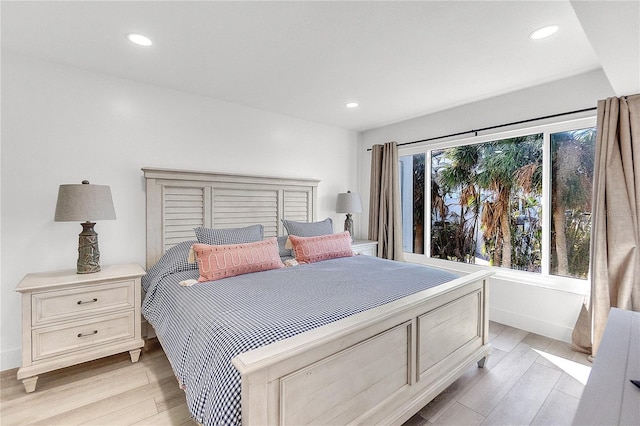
[[490, 306, 574, 343]]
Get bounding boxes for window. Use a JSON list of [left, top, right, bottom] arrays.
[[550, 128, 595, 279], [400, 120, 596, 282], [400, 153, 425, 254]]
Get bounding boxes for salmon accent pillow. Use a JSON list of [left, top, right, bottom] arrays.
[[288, 231, 355, 264], [192, 237, 284, 282]]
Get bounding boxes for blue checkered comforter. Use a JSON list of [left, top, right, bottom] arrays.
[[142, 243, 458, 426]]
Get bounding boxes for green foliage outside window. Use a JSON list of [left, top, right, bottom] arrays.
[[550, 128, 595, 279], [401, 126, 595, 280], [431, 135, 543, 272]]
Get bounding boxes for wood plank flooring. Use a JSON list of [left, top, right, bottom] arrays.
[[404, 321, 591, 426], [0, 322, 591, 425]]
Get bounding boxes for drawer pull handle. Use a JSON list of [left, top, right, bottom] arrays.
[[77, 298, 98, 305], [77, 330, 98, 338]]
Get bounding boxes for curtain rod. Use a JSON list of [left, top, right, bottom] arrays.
[[366, 106, 597, 151]]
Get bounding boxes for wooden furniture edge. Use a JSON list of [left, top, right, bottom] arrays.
[[142, 167, 320, 187], [572, 308, 640, 425], [15, 264, 146, 293], [234, 270, 492, 372], [233, 270, 493, 425]]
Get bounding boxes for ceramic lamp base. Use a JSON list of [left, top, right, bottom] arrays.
[[77, 222, 101, 274], [343, 213, 354, 241]]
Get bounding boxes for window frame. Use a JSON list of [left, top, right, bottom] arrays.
[[399, 116, 596, 295]]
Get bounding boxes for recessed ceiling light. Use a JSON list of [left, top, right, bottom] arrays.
[[126, 33, 152, 47], [529, 25, 559, 40], [346, 102, 359, 108]]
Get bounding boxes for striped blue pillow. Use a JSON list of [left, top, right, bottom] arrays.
[[142, 240, 198, 292], [282, 218, 333, 237], [194, 224, 264, 245], [277, 236, 293, 258]]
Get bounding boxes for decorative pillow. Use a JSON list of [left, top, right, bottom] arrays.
[[288, 231, 354, 264], [192, 237, 284, 282], [194, 224, 263, 245], [281, 218, 333, 237]]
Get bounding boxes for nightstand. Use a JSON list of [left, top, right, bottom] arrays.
[[15, 263, 146, 393], [352, 239, 378, 256]]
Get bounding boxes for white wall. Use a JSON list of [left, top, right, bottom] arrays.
[[0, 52, 359, 370], [359, 69, 615, 343]]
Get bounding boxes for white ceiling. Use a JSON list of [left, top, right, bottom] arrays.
[[2, 1, 638, 131]]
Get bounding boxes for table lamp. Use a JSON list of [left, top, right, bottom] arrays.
[[336, 191, 363, 240], [54, 180, 116, 274]]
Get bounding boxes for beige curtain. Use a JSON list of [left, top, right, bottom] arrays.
[[369, 142, 404, 261], [572, 94, 640, 357]]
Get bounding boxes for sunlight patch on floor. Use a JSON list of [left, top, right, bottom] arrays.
[[533, 349, 592, 385]]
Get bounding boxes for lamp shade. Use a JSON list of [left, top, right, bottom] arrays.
[[54, 181, 116, 222], [336, 191, 363, 214]]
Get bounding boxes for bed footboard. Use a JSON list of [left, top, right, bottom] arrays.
[[233, 270, 492, 425]]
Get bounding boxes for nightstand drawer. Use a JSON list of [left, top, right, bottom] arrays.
[[32, 280, 135, 326], [32, 311, 136, 361]]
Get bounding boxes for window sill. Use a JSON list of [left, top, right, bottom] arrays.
[[403, 253, 590, 296]]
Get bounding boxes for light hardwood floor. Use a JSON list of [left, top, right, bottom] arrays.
[[0, 322, 590, 425]]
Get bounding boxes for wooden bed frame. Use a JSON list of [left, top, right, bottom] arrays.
[[143, 167, 492, 425]]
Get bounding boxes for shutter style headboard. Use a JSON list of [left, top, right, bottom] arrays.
[[142, 168, 319, 268]]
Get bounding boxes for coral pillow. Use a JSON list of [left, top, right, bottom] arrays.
[[288, 231, 354, 264], [192, 237, 284, 282]]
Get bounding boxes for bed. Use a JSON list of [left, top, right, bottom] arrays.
[[142, 167, 492, 426]]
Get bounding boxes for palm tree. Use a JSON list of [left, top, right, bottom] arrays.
[[436, 145, 481, 262], [550, 128, 595, 277], [476, 135, 542, 268], [431, 145, 479, 262]]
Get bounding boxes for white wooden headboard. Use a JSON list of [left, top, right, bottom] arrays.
[[142, 168, 319, 268]]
